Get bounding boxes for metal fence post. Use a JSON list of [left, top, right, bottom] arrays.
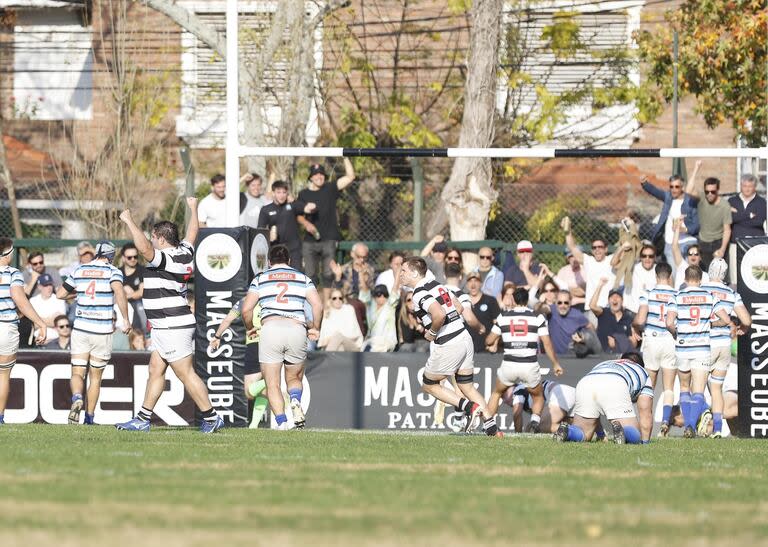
[[410, 157, 423, 241], [179, 145, 195, 229]]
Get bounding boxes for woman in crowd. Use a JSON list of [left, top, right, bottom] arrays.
[[534, 277, 559, 317], [317, 289, 364, 351]]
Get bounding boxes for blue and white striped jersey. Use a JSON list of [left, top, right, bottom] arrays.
[[249, 266, 315, 324], [0, 266, 24, 323], [586, 358, 654, 401], [63, 260, 123, 334], [701, 281, 742, 349], [638, 284, 676, 336], [668, 286, 723, 360]]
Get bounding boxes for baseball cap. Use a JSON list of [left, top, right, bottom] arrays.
[[608, 288, 623, 298], [466, 271, 481, 281], [433, 241, 448, 253], [309, 163, 327, 178], [38, 273, 54, 286], [516, 240, 533, 253], [94, 240, 116, 261]]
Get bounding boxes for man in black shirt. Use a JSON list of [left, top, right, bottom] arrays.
[[298, 159, 355, 298], [466, 271, 500, 353], [257, 180, 316, 270], [120, 243, 146, 333]]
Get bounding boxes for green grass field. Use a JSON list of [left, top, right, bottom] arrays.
[[2, 425, 768, 546]]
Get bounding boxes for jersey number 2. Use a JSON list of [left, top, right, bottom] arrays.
[[276, 282, 289, 304]]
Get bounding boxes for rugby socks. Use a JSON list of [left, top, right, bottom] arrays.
[[482, 417, 499, 436], [247, 379, 266, 399], [137, 407, 153, 422], [200, 407, 218, 423], [662, 405, 672, 424], [72, 393, 83, 403], [455, 398, 472, 414], [249, 396, 268, 428], [288, 388, 302, 403], [565, 425, 585, 442], [595, 426, 605, 441], [530, 413, 541, 425], [275, 413, 288, 426], [713, 413, 723, 434], [0, 414, 4, 424], [623, 425, 642, 444], [84, 413, 94, 425], [691, 393, 707, 427], [679, 392, 692, 428]]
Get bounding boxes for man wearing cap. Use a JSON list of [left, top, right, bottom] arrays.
[[589, 279, 637, 354], [472, 246, 504, 301], [0, 237, 48, 424], [420, 235, 448, 284], [29, 273, 67, 344], [198, 174, 228, 228], [556, 247, 586, 311], [298, 159, 355, 298], [23, 252, 62, 298], [57, 241, 131, 425], [502, 240, 541, 289]]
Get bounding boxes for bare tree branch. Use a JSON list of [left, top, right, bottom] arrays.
[[137, 0, 226, 58]]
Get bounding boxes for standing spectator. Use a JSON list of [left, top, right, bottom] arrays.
[[623, 244, 658, 313], [420, 235, 448, 283], [562, 216, 615, 318], [397, 291, 429, 352], [641, 175, 700, 265], [473, 246, 504, 302], [672, 218, 709, 289], [257, 180, 316, 269], [589, 281, 638, 354], [317, 289, 364, 351], [729, 173, 767, 284], [466, 271, 500, 353], [23, 252, 62, 297], [239, 173, 272, 229], [120, 243, 146, 333], [374, 251, 405, 295], [298, 160, 356, 297], [29, 274, 66, 343], [555, 248, 586, 311], [360, 283, 399, 352], [685, 163, 732, 270], [198, 174, 228, 228], [44, 315, 72, 350], [59, 241, 95, 279], [501, 240, 541, 288], [547, 290, 600, 357], [330, 242, 376, 336]]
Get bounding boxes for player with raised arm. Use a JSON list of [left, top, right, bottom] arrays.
[[632, 262, 678, 436], [115, 197, 224, 433], [56, 241, 131, 425], [700, 258, 751, 437], [554, 352, 653, 444], [399, 256, 500, 437], [665, 265, 735, 438], [484, 287, 563, 433], [241, 244, 323, 430], [0, 238, 47, 424]]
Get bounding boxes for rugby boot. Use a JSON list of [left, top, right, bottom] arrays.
[[115, 417, 151, 432], [697, 409, 712, 438], [68, 398, 83, 425], [200, 414, 225, 434], [525, 420, 541, 434], [611, 421, 625, 445], [463, 403, 482, 433], [657, 421, 670, 438], [290, 398, 306, 430], [683, 425, 696, 438]]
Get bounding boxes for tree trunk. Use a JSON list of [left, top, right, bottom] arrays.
[[0, 118, 24, 239], [428, 0, 502, 263]]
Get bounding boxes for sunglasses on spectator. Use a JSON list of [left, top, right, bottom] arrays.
[[641, 253, 655, 258], [331, 296, 342, 301], [479, 255, 493, 260], [688, 251, 699, 257], [591, 244, 606, 250], [124, 254, 138, 260], [704, 189, 718, 195], [57, 323, 71, 329], [446, 255, 461, 261], [669, 184, 682, 189], [557, 300, 571, 305], [543, 288, 556, 293]]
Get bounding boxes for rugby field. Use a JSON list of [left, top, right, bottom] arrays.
[[2, 425, 767, 546]]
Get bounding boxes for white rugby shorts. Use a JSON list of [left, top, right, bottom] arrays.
[[498, 362, 541, 389], [549, 383, 576, 415], [642, 333, 676, 372], [424, 330, 474, 377], [259, 319, 308, 365], [721, 362, 737, 393], [0, 322, 20, 361], [574, 374, 635, 421], [710, 346, 731, 373], [71, 330, 113, 366], [152, 327, 195, 363]]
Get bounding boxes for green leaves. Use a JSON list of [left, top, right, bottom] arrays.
[[541, 11, 582, 59]]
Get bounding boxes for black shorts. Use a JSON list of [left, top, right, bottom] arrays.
[[244, 342, 261, 375]]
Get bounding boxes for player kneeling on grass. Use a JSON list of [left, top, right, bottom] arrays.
[[209, 299, 267, 428], [554, 352, 652, 444], [0, 238, 48, 425], [241, 244, 322, 430], [56, 241, 131, 425], [503, 380, 574, 434], [484, 287, 563, 433], [399, 257, 500, 437]]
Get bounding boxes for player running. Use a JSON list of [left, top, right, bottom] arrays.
[[399, 256, 499, 437], [554, 352, 653, 444], [116, 197, 224, 433], [504, 380, 575, 433], [632, 262, 678, 436], [700, 258, 750, 437], [484, 287, 563, 433], [241, 244, 322, 430], [0, 238, 47, 424], [56, 241, 131, 425], [665, 265, 734, 438]]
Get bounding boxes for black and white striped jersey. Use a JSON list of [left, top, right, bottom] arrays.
[[142, 241, 196, 330], [445, 283, 472, 313], [412, 278, 466, 345], [491, 306, 548, 364]]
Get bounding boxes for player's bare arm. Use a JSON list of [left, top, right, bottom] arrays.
[[119, 209, 155, 262], [184, 197, 199, 245], [11, 284, 47, 345], [541, 335, 563, 376], [241, 291, 260, 335], [425, 301, 446, 341], [111, 280, 132, 334], [209, 308, 239, 351], [666, 310, 678, 338]]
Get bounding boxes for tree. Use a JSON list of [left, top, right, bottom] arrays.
[[635, 0, 767, 147], [0, 10, 23, 240]]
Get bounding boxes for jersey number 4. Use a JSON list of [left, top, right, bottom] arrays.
[[85, 280, 96, 299]]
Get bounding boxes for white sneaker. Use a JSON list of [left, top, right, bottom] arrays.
[[290, 398, 306, 429]]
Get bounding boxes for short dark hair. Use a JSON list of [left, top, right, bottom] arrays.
[[120, 242, 138, 257], [389, 250, 405, 265], [444, 262, 462, 279], [703, 177, 720, 190], [210, 174, 225, 184], [404, 256, 427, 277], [28, 251, 43, 263], [512, 287, 529, 306], [54, 314, 69, 327], [592, 238, 607, 247], [641, 243, 656, 255], [620, 351, 644, 367], [684, 265, 703, 283], [248, 173, 262, 184], [669, 174, 684, 183], [687, 243, 700, 256], [655, 262, 673, 279], [268, 244, 291, 265], [152, 221, 180, 247], [0, 237, 12, 255], [272, 180, 289, 192]]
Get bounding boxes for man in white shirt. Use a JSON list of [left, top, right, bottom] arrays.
[[611, 243, 658, 313], [198, 174, 227, 227], [29, 274, 66, 343], [374, 251, 405, 295]]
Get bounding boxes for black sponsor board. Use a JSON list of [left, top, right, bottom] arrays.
[[736, 236, 768, 437]]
